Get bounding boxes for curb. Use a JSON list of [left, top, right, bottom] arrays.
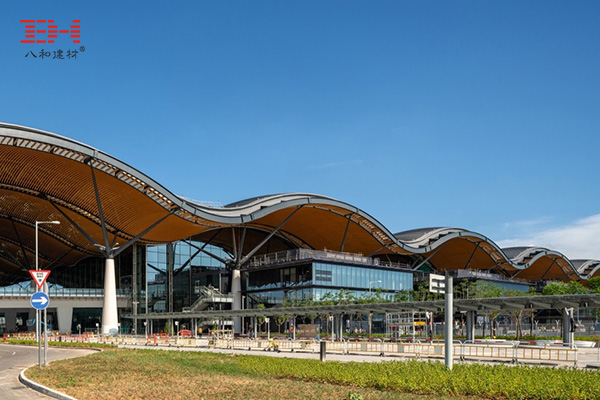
[[19, 367, 78, 400]]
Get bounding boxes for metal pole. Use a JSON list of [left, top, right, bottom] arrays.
[[44, 282, 48, 366], [445, 276, 453, 370], [35, 222, 41, 370]]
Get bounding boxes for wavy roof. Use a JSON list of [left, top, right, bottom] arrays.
[[1, 122, 599, 285]]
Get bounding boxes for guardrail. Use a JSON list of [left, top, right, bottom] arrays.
[[0, 287, 131, 297], [7, 334, 579, 367], [207, 338, 579, 367]]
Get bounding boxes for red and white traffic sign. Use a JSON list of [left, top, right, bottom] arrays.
[[29, 270, 51, 289]]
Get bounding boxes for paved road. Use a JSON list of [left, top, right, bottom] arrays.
[[0, 344, 94, 400]]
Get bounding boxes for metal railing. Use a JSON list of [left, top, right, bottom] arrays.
[[0, 287, 131, 297], [248, 248, 410, 269], [28, 335, 581, 367]]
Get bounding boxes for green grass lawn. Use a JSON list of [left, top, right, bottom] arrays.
[[25, 348, 600, 400]]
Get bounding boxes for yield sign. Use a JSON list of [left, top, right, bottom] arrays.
[[29, 270, 51, 290]]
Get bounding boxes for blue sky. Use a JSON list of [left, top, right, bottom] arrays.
[[1, 1, 600, 258]]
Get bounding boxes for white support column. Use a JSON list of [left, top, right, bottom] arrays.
[[102, 258, 119, 334], [231, 269, 242, 334], [56, 306, 74, 334], [444, 276, 453, 370]]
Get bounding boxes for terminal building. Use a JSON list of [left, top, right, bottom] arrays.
[[0, 122, 599, 335]]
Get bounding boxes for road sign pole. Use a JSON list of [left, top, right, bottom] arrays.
[[37, 309, 41, 369], [44, 282, 48, 366], [30, 291, 50, 369], [445, 275, 453, 371]]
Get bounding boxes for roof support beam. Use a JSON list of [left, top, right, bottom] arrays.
[[185, 239, 229, 266], [45, 247, 74, 269], [412, 242, 451, 271], [540, 259, 558, 281], [89, 162, 112, 255], [50, 201, 102, 249], [10, 218, 31, 270], [238, 206, 302, 267], [174, 248, 202, 277], [339, 214, 353, 253], [231, 227, 237, 265], [113, 212, 174, 257], [367, 246, 386, 258], [463, 242, 480, 270]]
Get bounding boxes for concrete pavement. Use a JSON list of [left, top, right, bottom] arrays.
[[0, 344, 95, 400]]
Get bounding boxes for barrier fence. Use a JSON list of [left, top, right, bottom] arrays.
[[208, 338, 579, 367], [2, 333, 579, 367]]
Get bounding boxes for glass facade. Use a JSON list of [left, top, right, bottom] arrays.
[[490, 280, 530, 293], [144, 241, 228, 314], [246, 262, 415, 307], [247, 265, 312, 291], [313, 263, 412, 292]]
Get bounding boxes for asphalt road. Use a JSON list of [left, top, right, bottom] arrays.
[[0, 344, 94, 400]]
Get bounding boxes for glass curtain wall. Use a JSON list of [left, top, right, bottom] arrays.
[[246, 262, 415, 307], [144, 241, 228, 313]]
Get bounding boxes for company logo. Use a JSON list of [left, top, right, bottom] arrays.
[[20, 19, 81, 44]]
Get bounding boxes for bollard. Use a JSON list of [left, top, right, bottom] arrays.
[[320, 341, 326, 362]]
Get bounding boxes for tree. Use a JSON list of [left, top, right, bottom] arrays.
[[276, 314, 289, 334], [542, 281, 588, 296], [454, 279, 473, 300], [470, 281, 505, 337], [586, 277, 600, 293], [504, 289, 536, 339], [256, 304, 266, 333], [393, 290, 411, 302]]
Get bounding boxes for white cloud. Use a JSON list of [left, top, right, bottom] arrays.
[[496, 214, 600, 260]]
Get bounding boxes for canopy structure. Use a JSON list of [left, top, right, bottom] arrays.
[[129, 293, 600, 320], [1, 121, 600, 289]]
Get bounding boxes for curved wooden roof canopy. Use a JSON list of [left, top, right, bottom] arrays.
[[1, 122, 599, 286]]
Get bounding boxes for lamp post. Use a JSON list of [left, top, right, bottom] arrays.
[[35, 220, 60, 369], [368, 280, 382, 294], [265, 318, 270, 341]]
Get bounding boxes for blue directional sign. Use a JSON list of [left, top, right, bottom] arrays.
[[30, 292, 50, 310]]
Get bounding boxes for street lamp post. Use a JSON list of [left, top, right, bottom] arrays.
[[265, 318, 270, 341], [35, 220, 60, 369], [368, 280, 382, 294]]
